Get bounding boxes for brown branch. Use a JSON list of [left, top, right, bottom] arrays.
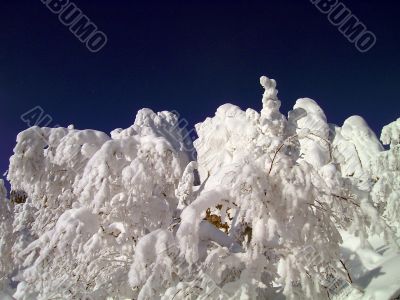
[[308, 132, 333, 161], [268, 134, 297, 175], [339, 259, 352, 284], [331, 194, 360, 208]]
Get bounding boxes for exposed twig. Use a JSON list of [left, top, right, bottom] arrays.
[[331, 194, 360, 208], [339, 259, 352, 284], [308, 132, 333, 161], [268, 134, 297, 175]]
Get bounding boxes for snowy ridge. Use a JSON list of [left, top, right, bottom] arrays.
[[0, 76, 399, 299]]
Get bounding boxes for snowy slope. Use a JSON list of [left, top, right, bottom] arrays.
[[334, 232, 400, 300]]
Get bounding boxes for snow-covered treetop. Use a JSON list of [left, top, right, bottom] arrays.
[[381, 118, 400, 147]]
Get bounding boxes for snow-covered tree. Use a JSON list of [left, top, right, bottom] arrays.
[[330, 115, 400, 235], [8, 109, 190, 299], [370, 119, 400, 230], [1, 76, 398, 299], [129, 77, 397, 299]]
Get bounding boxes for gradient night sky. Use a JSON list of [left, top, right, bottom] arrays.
[[1, 0, 399, 186]]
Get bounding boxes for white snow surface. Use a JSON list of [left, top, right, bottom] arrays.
[[0, 76, 399, 299]]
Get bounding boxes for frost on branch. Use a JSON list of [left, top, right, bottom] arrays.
[[1, 76, 399, 299]]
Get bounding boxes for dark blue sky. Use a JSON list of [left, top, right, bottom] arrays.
[[1, 0, 399, 185]]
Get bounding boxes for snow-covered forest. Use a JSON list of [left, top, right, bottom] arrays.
[[1, 76, 399, 299]]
